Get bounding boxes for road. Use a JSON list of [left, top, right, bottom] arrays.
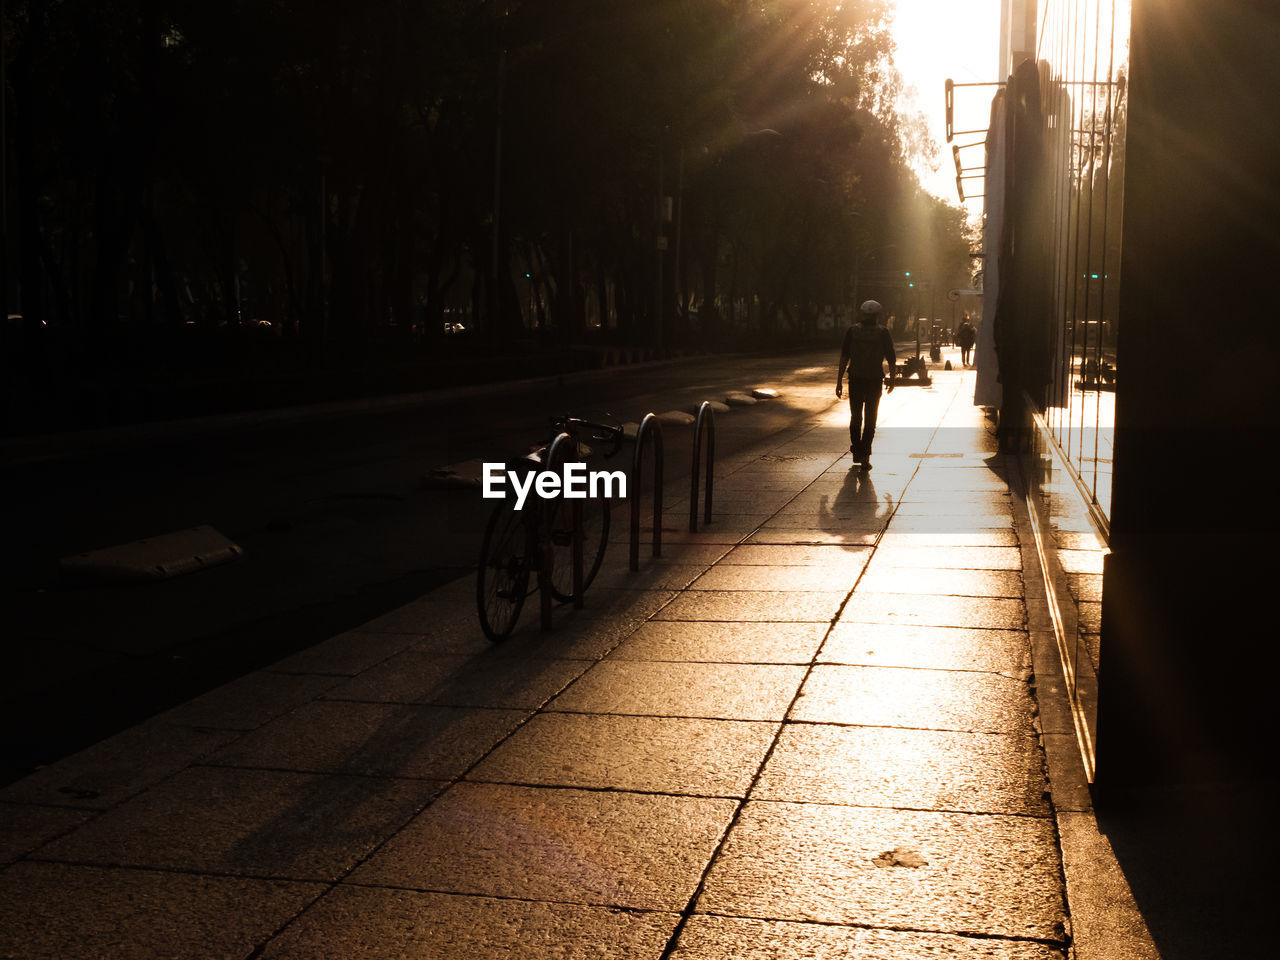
[[2, 347, 857, 784]]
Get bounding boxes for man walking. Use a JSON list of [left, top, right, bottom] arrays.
[[836, 299, 896, 469], [957, 316, 976, 366]]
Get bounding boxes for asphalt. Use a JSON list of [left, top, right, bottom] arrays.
[[0, 350, 1157, 960]]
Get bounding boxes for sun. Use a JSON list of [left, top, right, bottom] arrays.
[[887, 0, 1002, 206]]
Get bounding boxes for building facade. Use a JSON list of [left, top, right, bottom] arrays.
[[983, 0, 1278, 797]]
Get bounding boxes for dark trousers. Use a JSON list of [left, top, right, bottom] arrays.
[[961, 346, 972, 365], [848, 377, 882, 456]]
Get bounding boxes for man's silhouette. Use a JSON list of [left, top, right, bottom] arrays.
[[836, 299, 896, 469]]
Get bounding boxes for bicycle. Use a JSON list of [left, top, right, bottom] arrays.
[[475, 415, 626, 642]]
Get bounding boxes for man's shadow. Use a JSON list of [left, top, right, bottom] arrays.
[[815, 461, 895, 550]]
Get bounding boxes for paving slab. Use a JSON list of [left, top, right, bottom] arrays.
[[878, 529, 1021, 548], [893, 500, 1012, 518], [355, 595, 476, 634], [821, 623, 1030, 674], [0, 861, 324, 960], [793, 665, 1037, 734], [887, 514, 1015, 533], [1053, 529, 1107, 549], [895, 490, 1013, 506], [698, 801, 1066, 940], [592, 562, 711, 592], [608, 621, 826, 664], [838, 592, 1026, 630], [666, 495, 794, 515], [715, 478, 820, 492], [773, 498, 890, 518], [259, 886, 680, 960], [469, 713, 777, 796], [1066, 572, 1103, 603], [689, 563, 861, 592], [671, 914, 1064, 959], [718, 463, 812, 481], [609, 517, 762, 543], [744, 528, 879, 546], [348, 782, 737, 910], [656, 590, 846, 622], [551, 660, 806, 721], [208, 699, 526, 779], [153, 669, 344, 730], [1054, 549, 1105, 575], [854, 566, 1024, 598], [320, 650, 589, 708], [266, 628, 437, 676], [1078, 600, 1101, 633], [308, 650, 476, 701], [870, 545, 1023, 568], [758, 516, 888, 534], [552, 587, 681, 621], [0, 720, 239, 810], [36, 766, 444, 882], [753, 724, 1050, 816], [483, 614, 646, 661], [615, 543, 736, 567], [718, 543, 872, 568], [906, 475, 1011, 493], [0, 803, 94, 866], [798, 477, 901, 500]]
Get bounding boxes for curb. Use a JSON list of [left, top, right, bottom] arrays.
[[1008, 456, 1158, 960], [57, 525, 244, 585], [1, 352, 750, 467]]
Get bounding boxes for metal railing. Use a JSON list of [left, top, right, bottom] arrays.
[[629, 413, 664, 571], [689, 401, 715, 532], [540, 432, 582, 630]]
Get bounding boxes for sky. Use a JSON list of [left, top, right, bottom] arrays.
[[887, 0, 1003, 211]]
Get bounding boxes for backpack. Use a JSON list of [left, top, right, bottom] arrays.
[[844, 324, 889, 380]]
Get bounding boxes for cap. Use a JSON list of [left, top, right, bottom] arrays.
[[859, 299, 882, 315]]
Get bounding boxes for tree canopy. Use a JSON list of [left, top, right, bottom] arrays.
[[1, 0, 974, 369]]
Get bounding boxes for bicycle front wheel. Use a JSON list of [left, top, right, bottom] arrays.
[[547, 495, 611, 603], [476, 500, 532, 642]]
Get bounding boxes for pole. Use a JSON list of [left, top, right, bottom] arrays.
[[673, 146, 684, 330], [654, 129, 664, 351], [490, 49, 505, 334]]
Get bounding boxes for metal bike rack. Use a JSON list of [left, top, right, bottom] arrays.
[[689, 401, 715, 532], [629, 412, 664, 571], [540, 432, 583, 631]]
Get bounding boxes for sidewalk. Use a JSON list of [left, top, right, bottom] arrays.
[[0, 357, 1151, 959]]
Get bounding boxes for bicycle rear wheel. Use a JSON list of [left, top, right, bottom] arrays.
[[476, 500, 532, 642], [547, 494, 611, 603]]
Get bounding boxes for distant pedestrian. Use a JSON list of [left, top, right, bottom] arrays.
[[836, 299, 896, 469], [957, 318, 976, 366]]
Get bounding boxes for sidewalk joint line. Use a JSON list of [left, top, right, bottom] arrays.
[[687, 908, 1069, 949]]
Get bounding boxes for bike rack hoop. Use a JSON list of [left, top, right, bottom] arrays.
[[540, 432, 584, 630], [690, 401, 715, 533], [630, 413, 664, 571]]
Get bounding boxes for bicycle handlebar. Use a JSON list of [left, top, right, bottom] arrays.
[[549, 415, 626, 454]]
